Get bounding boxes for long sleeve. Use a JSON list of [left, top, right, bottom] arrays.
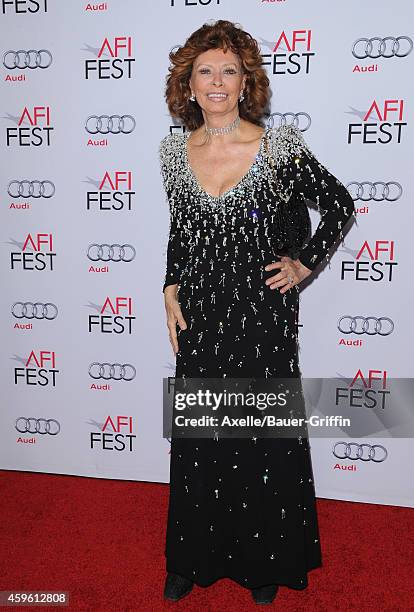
[[162, 216, 188, 292], [273, 125, 356, 271], [159, 134, 189, 293]]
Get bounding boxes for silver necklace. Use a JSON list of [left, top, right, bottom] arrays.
[[205, 115, 240, 136]]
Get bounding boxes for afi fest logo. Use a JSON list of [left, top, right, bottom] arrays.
[[5, 105, 53, 146], [84, 36, 135, 79], [86, 171, 135, 211], [90, 415, 136, 451], [347, 99, 406, 144], [1, 0, 48, 13], [14, 350, 59, 386], [88, 296, 135, 334], [169, 0, 221, 6], [336, 369, 390, 411], [261, 30, 315, 75], [341, 240, 397, 282], [10, 233, 56, 270]]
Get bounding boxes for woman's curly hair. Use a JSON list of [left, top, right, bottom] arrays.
[[165, 19, 270, 131]]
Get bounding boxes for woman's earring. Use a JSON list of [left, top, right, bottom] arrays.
[[239, 91, 245, 102], [189, 93, 195, 102]]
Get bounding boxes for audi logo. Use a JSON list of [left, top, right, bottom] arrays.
[[12, 302, 58, 320], [8, 180, 55, 199], [346, 181, 402, 202], [3, 49, 53, 69], [87, 244, 136, 262], [338, 316, 394, 336], [333, 442, 388, 462], [266, 112, 310, 131], [15, 417, 60, 435], [89, 363, 136, 381], [352, 36, 413, 59], [85, 115, 136, 134]]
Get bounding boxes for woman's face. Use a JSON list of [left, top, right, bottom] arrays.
[[189, 47, 246, 116]]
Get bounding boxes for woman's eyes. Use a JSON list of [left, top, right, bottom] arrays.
[[198, 68, 237, 75]]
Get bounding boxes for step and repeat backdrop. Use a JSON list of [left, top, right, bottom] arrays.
[[1, 0, 413, 508]]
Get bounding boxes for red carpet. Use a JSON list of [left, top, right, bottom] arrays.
[[0, 470, 412, 611]]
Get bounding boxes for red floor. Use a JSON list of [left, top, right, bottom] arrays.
[[0, 470, 413, 611]]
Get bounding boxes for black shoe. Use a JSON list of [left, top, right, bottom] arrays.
[[251, 584, 279, 604], [163, 572, 194, 601]]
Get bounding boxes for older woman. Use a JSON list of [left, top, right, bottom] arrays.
[[159, 19, 355, 604]]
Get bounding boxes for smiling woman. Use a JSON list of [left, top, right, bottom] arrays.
[[190, 49, 246, 109], [159, 18, 355, 606], [165, 21, 269, 131], [177, 44, 267, 199]]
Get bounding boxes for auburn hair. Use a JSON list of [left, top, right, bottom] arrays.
[[164, 19, 270, 131]]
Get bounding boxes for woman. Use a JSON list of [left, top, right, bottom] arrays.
[[159, 19, 355, 604]]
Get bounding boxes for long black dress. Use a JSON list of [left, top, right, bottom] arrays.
[[159, 124, 355, 590]]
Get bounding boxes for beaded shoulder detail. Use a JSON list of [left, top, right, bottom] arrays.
[[265, 124, 313, 168], [158, 132, 185, 196]]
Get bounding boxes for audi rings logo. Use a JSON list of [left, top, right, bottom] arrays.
[[333, 442, 388, 462], [8, 180, 55, 199], [89, 362, 136, 381], [87, 244, 136, 262], [338, 316, 394, 336], [3, 49, 53, 69], [352, 36, 413, 59], [85, 115, 136, 134], [266, 112, 311, 131], [12, 302, 58, 320], [15, 417, 61, 435], [346, 181, 402, 202]]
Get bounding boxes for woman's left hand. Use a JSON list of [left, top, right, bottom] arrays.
[[264, 256, 312, 294]]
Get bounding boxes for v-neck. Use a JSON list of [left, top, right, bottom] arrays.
[[184, 128, 268, 201]]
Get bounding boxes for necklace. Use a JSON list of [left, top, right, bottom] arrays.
[[205, 115, 240, 136]]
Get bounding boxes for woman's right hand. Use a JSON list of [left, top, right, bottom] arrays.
[[164, 284, 187, 354]]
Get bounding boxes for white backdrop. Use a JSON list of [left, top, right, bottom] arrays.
[[1, 0, 413, 508]]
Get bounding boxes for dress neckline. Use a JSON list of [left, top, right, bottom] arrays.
[[184, 128, 269, 201]]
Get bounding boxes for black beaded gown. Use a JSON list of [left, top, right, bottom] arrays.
[[159, 124, 355, 590]]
